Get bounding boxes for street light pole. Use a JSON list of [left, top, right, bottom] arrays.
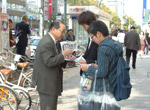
[[64, 0, 67, 27], [39, 0, 44, 38]]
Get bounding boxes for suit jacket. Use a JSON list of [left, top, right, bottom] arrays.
[[83, 38, 98, 64], [15, 21, 30, 46], [124, 31, 141, 51], [32, 33, 65, 96]]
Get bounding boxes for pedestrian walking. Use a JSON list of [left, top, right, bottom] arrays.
[[9, 19, 15, 49], [15, 15, 31, 57], [111, 30, 119, 41], [80, 20, 122, 110], [78, 11, 98, 76], [145, 32, 150, 54], [140, 31, 148, 57], [124, 26, 141, 69], [31, 20, 73, 110]]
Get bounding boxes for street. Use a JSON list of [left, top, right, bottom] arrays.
[[1, 54, 150, 110], [58, 54, 150, 110]]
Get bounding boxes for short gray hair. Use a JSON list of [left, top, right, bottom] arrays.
[[22, 15, 28, 20], [49, 20, 64, 31]]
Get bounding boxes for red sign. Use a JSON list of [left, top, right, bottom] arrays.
[[49, 0, 52, 19], [69, 8, 85, 13]]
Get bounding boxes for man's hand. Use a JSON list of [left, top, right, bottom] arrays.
[[62, 49, 73, 57], [67, 55, 76, 60], [80, 64, 89, 71]]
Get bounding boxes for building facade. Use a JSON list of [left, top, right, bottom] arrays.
[[60, 6, 112, 46], [0, 0, 26, 27]]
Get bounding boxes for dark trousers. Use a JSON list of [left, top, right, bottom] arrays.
[[39, 92, 58, 110], [126, 48, 137, 68], [16, 45, 26, 56], [144, 45, 149, 54]]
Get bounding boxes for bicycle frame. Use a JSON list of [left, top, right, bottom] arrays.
[[0, 85, 16, 102]]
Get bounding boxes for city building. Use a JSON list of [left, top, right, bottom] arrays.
[[103, 0, 125, 29], [0, 0, 26, 28]]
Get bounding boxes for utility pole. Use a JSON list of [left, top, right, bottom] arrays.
[[121, 0, 125, 30], [64, 0, 67, 26], [39, 0, 44, 38]]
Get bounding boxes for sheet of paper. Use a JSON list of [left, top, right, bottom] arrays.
[[74, 56, 85, 63]]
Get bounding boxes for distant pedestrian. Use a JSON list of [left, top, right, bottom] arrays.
[[9, 19, 15, 49], [140, 31, 148, 57], [65, 29, 76, 67], [145, 32, 150, 54], [124, 26, 141, 69], [66, 29, 75, 41], [117, 29, 125, 45], [15, 15, 31, 57], [31, 20, 73, 110], [111, 31, 119, 41], [78, 11, 98, 76]]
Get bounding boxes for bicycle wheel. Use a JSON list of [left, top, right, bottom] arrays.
[[0, 84, 18, 110], [20, 69, 33, 87], [12, 87, 31, 110]]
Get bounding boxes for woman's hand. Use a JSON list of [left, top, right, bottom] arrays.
[[78, 59, 87, 64], [80, 64, 89, 71], [91, 63, 98, 68]]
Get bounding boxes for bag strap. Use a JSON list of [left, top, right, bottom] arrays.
[[93, 69, 98, 93]]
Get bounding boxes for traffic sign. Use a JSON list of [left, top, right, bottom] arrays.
[[29, 16, 33, 20]]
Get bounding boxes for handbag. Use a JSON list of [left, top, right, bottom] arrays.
[[78, 70, 120, 110]]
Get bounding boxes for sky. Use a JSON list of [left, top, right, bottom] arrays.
[[124, 0, 143, 25]]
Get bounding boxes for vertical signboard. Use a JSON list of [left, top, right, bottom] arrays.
[[144, 9, 149, 22], [44, 0, 49, 21], [0, 13, 9, 52], [2, 0, 7, 13], [142, 0, 147, 19]]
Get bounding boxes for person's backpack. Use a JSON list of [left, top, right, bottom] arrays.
[[100, 44, 132, 101]]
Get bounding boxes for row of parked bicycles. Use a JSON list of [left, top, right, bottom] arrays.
[[0, 49, 39, 110]]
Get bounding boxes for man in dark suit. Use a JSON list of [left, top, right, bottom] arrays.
[[15, 15, 31, 56], [78, 11, 98, 75], [31, 20, 73, 110], [124, 26, 141, 69]]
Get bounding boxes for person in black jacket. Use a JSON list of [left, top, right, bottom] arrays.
[[145, 32, 150, 54], [15, 15, 31, 56], [66, 29, 75, 41], [78, 11, 98, 75]]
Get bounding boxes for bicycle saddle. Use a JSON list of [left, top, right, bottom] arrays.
[[17, 62, 29, 68], [0, 69, 12, 76]]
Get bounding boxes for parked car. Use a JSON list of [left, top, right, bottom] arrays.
[[29, 37, 41, 58]]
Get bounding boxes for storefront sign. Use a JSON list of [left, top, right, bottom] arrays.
[[68, 7, 85, 13], [0, 13, 9, 52]]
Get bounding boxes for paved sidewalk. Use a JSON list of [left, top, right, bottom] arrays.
[[58, 54, 150, 110]]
